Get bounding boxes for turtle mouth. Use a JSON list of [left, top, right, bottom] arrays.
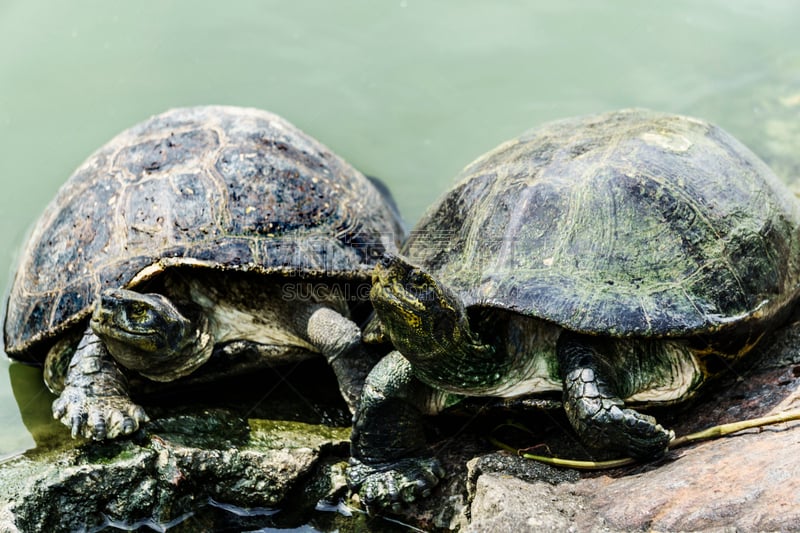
[[91, 312, 164, 344], [91, 293, 163, 340], [370, 256, 428, 316], [90, 289, 182, 358], [370, 265, 407, 311], [372, 261, 392, 287], [90, 311, 169, 362]]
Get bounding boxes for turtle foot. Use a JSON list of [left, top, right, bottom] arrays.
[[52, 386, 149, 440], [557, 335, 674, 459], [347, 456, 445, 513], [572, 397, 673, 459]]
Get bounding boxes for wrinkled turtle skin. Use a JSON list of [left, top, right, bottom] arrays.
[[3, 105, 405, 440], [347, 109, 800, 511]]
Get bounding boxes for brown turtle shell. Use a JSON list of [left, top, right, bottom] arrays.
[[4, 106, 405, 360]]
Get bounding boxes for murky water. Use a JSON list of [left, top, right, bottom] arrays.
[[1, 0, 799, 473]]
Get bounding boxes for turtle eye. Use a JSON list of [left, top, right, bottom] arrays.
[[406, 270, 430, 292], [127, 302, 151, 323], [405, 269, 438, 304]]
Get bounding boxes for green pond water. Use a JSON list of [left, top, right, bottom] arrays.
[[1, 0, 799, 488]]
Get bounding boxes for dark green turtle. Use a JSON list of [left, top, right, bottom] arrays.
[[347, 109, 800, 510], [3, 105, 405, 440]]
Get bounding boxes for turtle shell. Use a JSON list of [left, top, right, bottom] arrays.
[[5, 105, 405, 360], [404, 109, 800, 338]]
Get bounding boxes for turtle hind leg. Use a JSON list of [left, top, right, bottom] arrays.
[[556, 331, 673, 459]]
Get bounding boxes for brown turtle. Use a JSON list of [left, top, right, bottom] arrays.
[[3, 105, 405, 440]]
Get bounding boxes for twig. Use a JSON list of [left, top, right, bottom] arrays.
[[490, 409, 800, 470]]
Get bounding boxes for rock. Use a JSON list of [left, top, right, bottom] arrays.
[[576, 421, 800, 531], [0, 407, 350, 533], [468, 473, 584, 533], [0, 360, 417, 532], [461, 405, 800, 532], [463, 454, 583, 532]]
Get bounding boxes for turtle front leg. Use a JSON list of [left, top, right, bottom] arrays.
[[305, 306, 382, 413], [52, 327, 148, 440], [556, 331, 672, 459], [347, 351, 446, 512]]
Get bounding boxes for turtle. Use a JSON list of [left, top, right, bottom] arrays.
[[346, 108, 800, 511], [3, 105, 405, 441]]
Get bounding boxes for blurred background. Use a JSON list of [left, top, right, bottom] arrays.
[[1, 0, 799, 456]]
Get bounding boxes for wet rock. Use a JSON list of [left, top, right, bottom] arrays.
[[0, 407, 349, 533]]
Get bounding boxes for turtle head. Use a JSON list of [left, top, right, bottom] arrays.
[[370, 254, 478, 362], [91, 288, 212, 381]]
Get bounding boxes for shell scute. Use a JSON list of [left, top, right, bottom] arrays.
[[27, 184, 115, 293], [215, 145, 337, 238], [114, 128, 220, 178]]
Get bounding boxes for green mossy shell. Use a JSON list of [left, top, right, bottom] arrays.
[[404, 109, 800, 338], [4, 106, 405, 360]]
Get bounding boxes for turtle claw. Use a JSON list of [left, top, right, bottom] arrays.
[[69, 415, 82, 439], [347, 456, 445, 512], [87, 410, 107, 440], [52, 386, 148, 440], [615, 407, 674, 458]]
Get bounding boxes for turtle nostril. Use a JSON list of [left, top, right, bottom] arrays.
[[98, 290, 123, 311], [380, 252, 396, 268]]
